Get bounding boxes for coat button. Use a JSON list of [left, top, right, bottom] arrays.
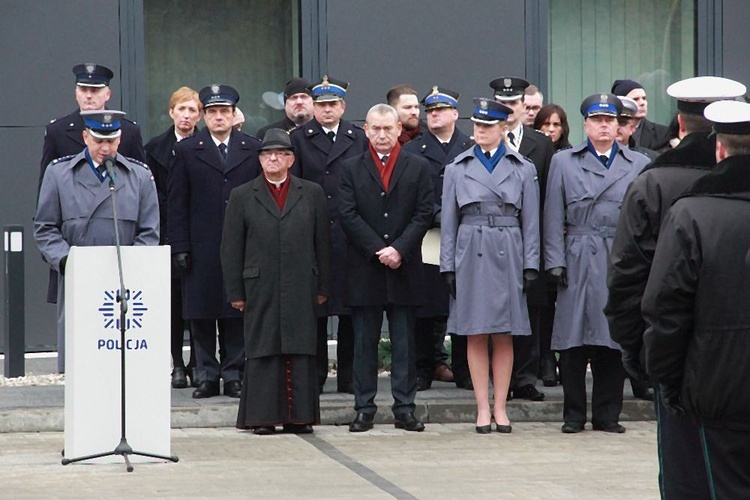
[[380, 192, 386, 197], [384, 234, 390, 240], [327, 195, 332, 199], [477, 253, 483, 257], [383, 212, 388, 218], [325, 170, 330, 175]]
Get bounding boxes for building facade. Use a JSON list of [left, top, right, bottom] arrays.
[[0, 0, 746, 351]]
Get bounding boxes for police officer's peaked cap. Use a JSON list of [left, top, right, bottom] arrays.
[[667, 77, 747, 115], [309, 76, 349, 102], [489, 77, 530, 101], [421, 86, 460, 110], [199, 84, 240, 108], [73, 63, 114, 87], [580, 93, 622, 118]]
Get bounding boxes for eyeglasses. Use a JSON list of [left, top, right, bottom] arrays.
[[259, 150, 293, 158]]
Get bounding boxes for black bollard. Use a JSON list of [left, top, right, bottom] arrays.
[[3, 225, 25, 378]]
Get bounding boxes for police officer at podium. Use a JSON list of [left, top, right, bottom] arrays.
[[34, 110, 159, 372]]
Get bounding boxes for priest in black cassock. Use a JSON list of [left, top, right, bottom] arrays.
[[221, 129, 331, 435]]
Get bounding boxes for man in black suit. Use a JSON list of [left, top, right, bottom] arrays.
[[403, 86, 472, 391], [611, 79, 671, 151], [490, 77, 554, 399], [39, 64, 146, 351], [145, 86, 202, 389], [168, 84, 261, 399], [290, 76, 368, 394], [340, 103, 433, 433]]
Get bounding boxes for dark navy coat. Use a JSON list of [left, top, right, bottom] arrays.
[[145, 125, 200, 245], [518, 125, 554, 306], [168, 127, 261, 319], [403, 128, 472, 317], [338, 150, 433, 307], [290, 118, 367, 315]]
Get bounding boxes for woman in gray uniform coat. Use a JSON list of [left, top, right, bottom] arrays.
[[440, 98, 540, 433]]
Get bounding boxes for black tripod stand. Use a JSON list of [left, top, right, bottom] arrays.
[[62, 156, 179, 472]]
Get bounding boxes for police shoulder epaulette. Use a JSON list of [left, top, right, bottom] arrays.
[[126, 157, 150, 170], [50, 154, 76, 165], [122, 116, 138, 125], [49, 118, 57, 124], [529, 127, 547, 136], [558, 144, 573, 151]]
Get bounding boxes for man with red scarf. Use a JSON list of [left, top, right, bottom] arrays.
[[339, 104, 434, 433]]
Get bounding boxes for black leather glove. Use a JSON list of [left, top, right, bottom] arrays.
[[522, 269, 539, 293], [173, 252, 191, 272], [442, 272, 456, 299], [548, 267, 568, 287], [432, 209, 442, 228], [658, 383, 686, 417], [59, 255, 68, 276], [621, 346, 649, 382]]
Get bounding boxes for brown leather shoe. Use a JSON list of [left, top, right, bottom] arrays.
[[434, 364, 455, 382]]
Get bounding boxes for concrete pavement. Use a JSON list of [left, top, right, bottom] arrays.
[[0, 422, 660, 499]]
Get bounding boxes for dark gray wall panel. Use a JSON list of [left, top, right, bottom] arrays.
[[0, 0, 123, 352], [324, 0, 526, 124], [721, 0, 750, 84], [0, 0, 122, 128], [0, 129, 56, 351]]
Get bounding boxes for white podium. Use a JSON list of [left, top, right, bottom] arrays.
[[64, 246, 171, 464]]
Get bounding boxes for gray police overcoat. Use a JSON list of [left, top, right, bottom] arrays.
[[35, 150, 160, 269], [34, 150, 159, 371], [543, 142, 649, 350], [440, 147, 540, 336]]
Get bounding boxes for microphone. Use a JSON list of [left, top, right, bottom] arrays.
[[103, 155, 117, 186]]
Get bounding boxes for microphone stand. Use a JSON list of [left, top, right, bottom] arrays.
[[62, 156, 179, 472]]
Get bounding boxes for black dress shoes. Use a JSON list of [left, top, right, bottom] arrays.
[[394, 412, 425, 432], [171, 367, 188, 389], [283, 423, 314, 434], [561, 422, 585, 433], [192, 380, 219, 399], [252, 426, 275, 435], [475, 424, 492, 434], [512, 384, 545, 401], [349, 412, 375, 432], [224, 380, 242, 398], [592, 422, 626, 433]]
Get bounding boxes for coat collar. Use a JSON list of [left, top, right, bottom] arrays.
[[360, 148, 411, 192], [679, 154, 750, 200], [643, 132, 715, 172], [251, 175, 304, 218], [192, 128, 257, 172], [454, 146, 526, 199], [303, 118, 360, 165]]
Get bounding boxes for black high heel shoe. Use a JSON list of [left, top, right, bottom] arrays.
[[495, 423, 512, 433], [475, 424, 492, 434]]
